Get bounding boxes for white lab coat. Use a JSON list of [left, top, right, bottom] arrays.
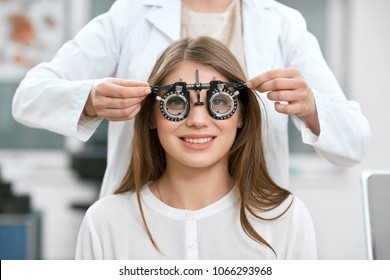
[[12, 0, 370, 197]]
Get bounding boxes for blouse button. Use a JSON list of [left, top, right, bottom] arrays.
[[188, 242, 197, 249], [185, 211, 193, 218]]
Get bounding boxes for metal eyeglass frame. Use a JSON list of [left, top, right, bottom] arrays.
[[150, 71, 247, 122]]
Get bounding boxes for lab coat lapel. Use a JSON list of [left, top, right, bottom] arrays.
[[143, 0, 181, 41], [242, 0, 283, 77]]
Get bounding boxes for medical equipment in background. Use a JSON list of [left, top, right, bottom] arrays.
[[361, 169, 390, 260], [0, 166, 41, 259]]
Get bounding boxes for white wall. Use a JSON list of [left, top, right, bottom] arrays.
[[347, 0, 390, 258], [349, 0, 390, 169], [348, 0, 390, 257]]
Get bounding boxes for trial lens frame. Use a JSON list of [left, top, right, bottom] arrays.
[[150, 70, 247, 121]]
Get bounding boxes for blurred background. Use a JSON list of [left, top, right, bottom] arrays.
[[0, 0, 389, 259]]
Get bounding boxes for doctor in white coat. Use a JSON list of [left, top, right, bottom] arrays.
[[12, 0, 370, 197]]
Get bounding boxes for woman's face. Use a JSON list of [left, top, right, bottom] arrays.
[[154, 61, 242, 170]]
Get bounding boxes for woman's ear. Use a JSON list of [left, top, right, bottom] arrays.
[[237, 118, 244, 129]]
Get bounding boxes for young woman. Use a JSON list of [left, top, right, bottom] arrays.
[[75, 36, 317, 260]]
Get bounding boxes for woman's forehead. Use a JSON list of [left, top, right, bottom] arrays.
[[163, 61, 228, 84]]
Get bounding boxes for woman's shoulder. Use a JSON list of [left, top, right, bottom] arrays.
[[85, 192, 134, 219], [283, 194, 311, 217], [255, 194, 311, 221], [288, 195, 312, 218], [279, 194, 314, 229]]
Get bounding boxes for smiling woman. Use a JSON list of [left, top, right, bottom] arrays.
[[75, 36, 317, 260], [151, 61, 242, 172]]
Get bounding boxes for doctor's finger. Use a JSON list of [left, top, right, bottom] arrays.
[[98, 104, 142, 121], [260, 78, 307, 93], [274, 101, 306, 116], [110, 78, 149, 88], [93, 81, 151, 99], [93, 96, 146, 111], [106, 84, 151, 99], [95, 78, 150, 91], [247, 68, 300, 89], [267, 90, 307, 102]]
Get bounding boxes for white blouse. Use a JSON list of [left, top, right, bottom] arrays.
[[75, 185, 317, 260]]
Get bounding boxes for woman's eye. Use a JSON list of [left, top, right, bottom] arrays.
[[167, 97, 186, 108], [210, 94, 233, 114], [212, 98, 228, 106], [212, 94, 231, 107]]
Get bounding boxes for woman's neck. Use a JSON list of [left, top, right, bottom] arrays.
[[153, 163, 234, 210], [182, 0, 233, 13]]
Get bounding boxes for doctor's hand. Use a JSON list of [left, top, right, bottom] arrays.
[[247, 68, 320, 136], [83, 78, 151, 121]]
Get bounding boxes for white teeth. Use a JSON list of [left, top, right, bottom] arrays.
[[184, 137, 213, 144]]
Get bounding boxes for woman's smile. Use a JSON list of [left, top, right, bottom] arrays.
[[179, 134, 217, 152], [182, 136, 214, 144]]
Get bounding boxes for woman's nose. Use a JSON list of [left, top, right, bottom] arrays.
[[185, 100, 210, 127]]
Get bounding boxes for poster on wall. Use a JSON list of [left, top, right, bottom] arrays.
[[0, 0, 67, 81]]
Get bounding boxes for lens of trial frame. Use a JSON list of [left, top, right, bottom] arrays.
[[209, 92, 233, 114], [165, 94, 187, 116]]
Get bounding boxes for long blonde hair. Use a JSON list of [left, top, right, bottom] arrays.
[[115, 36, 291, 254]]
